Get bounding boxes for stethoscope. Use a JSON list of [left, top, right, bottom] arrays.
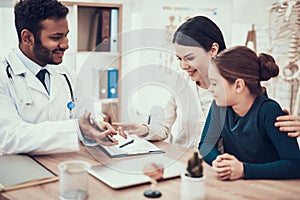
[[5, 60, 76, 118]]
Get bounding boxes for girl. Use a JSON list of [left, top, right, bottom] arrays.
[[199, 46, 300, 180]]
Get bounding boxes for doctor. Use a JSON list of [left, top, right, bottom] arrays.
[[0, 0, 119, 155]]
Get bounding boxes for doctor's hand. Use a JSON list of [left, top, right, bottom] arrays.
[[78, 112, 118, 146], [275, 110, 300, 137], [112, 122, 149, 137]]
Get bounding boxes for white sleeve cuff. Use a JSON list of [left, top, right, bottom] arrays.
[[76, 119, 84, 142], [76, 116, 101, 147]]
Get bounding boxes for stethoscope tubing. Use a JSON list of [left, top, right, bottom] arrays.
[[5, 60, 75, 113]]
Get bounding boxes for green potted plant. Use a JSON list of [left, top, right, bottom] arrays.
[[186, 151, 203, 178], [181, 152, 205, 200]]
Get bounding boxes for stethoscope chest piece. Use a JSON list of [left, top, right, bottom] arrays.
[[67, 101, 75, 119], [67, 101, 75, 110]]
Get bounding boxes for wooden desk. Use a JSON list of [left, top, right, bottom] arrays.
[[2, 142, 300, 200]]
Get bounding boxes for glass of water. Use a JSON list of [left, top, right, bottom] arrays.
[[58, 160, 91, 200]]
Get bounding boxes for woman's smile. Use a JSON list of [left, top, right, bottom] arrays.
[[187, 69, 197, 77]]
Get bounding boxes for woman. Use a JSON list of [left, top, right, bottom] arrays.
[[199, 46, 300, 180], [114, 16, 300, 148], [114, 16, 224, 148]]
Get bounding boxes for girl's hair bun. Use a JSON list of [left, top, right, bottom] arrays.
[[258, 53, 279, 81]]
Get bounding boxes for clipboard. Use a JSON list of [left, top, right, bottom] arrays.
[[98, 134, 165, 158]]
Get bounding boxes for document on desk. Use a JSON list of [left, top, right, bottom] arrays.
[[98, 134, 165, 158], [0, 155, 58, 192]]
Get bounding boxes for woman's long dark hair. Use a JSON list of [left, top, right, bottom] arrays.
[[172, 16, 226, 53]]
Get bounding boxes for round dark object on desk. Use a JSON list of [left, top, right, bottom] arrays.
[[143, 189, 162, 198]]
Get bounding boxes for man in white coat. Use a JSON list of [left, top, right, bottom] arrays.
[[0, 0, 119, 155]]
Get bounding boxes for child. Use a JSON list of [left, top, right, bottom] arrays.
[[199, 46, 300, 180]]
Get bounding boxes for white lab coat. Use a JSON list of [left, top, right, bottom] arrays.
[[0, 50, 88, 155]]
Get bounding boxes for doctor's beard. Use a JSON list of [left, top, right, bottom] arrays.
[[33, 37, 65, 65]]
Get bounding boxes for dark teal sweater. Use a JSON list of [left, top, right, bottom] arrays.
[[199, 95, 300, 179]]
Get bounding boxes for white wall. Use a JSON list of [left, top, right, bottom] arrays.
[[0, 7, 17, 57]]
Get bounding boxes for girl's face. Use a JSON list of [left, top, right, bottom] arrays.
[[174, 44, 210, 83], [208, 64, 235, 106]]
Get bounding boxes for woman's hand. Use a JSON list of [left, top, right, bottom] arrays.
[[275, 110, 300, 137], [112, 122, 149, 137]]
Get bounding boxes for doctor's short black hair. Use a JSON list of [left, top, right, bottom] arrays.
[[14, 0, 69, 42]]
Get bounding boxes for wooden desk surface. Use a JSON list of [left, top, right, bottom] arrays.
[[2, 142, 300, 200]]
